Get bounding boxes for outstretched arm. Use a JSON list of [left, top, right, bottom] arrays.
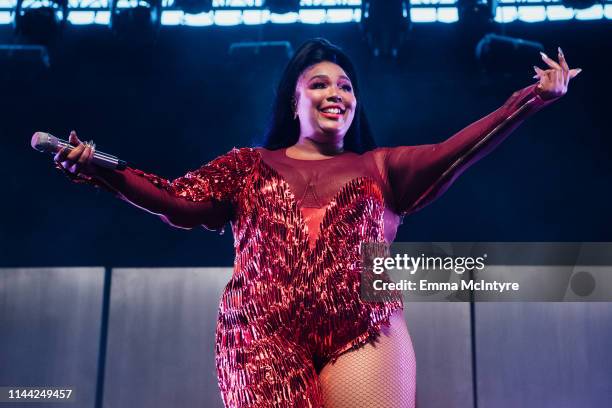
[[90, 166, 234, 230], [387, 48, 580, 216], [54, 132, 254, 231]]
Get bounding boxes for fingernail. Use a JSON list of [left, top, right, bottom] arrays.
[[540, 51, 548, 59], [533, 65, 539, 72], [557, 46, 564, 57], [532, 75, 539, 79], [576, 68, 582, 75]]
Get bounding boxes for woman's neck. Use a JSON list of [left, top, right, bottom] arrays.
[[290, 137, 344, 158]]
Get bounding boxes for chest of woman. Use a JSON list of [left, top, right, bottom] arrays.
[[230, 151, 402, 251]]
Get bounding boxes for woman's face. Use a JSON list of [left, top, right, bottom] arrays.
[[294, 61, 357, 144]]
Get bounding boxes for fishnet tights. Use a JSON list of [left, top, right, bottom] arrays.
[[318, 310, 416, 408]]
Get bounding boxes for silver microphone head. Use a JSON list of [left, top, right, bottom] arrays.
[[31, 132, 59, 153]]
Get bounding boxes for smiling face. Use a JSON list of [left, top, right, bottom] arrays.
[[294, 61, 357, 146]]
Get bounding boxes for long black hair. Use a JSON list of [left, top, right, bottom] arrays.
[[262, 38, 376, 153]]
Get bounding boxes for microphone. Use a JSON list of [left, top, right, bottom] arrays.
[[31, 132, 127, 170]]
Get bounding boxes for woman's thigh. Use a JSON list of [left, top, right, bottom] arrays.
[[318, 309, 416, 408], [216, 333, 323, 407]]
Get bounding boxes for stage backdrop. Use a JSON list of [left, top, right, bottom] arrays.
[[2, 267, 611, 407]]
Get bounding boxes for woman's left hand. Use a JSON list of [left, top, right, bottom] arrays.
[[533, 47, 581, 101]]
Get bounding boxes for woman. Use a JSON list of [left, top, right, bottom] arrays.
[[51, 38, 579, 407]]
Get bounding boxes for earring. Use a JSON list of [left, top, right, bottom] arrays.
[[291, 97, 297, 120]]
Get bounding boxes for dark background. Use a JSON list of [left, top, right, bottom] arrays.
[[1, 20, 610, 268]]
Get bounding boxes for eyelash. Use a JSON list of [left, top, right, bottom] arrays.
[[312, 82, 353, 92]]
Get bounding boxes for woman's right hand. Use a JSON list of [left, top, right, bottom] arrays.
[[53, 130, 98, 178]]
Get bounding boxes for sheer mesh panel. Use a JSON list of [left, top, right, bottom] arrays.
[[319, 310, 416, 408]]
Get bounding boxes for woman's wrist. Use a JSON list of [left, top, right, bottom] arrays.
[[534, 82, 562, 102], [54, 161, 95, 184], [53, 161, 119, 194]]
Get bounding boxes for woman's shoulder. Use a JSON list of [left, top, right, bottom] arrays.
[[365, 147, 391, 156], [361, 146, 392, 163], [215, 146, 262, 162], [192, 147, 261, 176]]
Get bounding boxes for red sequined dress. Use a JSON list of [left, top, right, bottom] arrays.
[[83, 84, 555, 407]]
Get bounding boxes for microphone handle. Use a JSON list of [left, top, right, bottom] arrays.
[[55, 139, 127, 170]]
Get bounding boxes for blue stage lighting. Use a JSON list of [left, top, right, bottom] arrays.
[[174, 0, 213, 15], [361, 0, 410, 58], [563, 0, 598, 9], [266, 0, 301, 14], [458, 0, 496, 25], [13, 0, 68, 43], [110, 0, 162, 42]]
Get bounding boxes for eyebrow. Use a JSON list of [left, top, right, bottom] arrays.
[[308, 74, 352, 82]]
